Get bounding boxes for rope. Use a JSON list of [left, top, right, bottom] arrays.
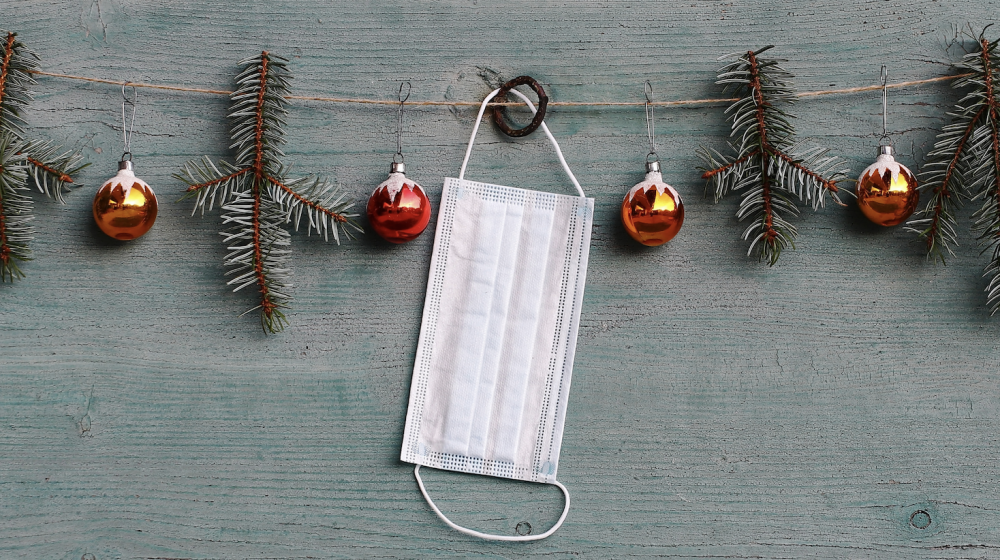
[[27, 69, 969, 108]]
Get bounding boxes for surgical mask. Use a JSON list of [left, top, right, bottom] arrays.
[[401, 87, 594, 541]]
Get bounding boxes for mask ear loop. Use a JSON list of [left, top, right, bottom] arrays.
[[459, 88, 585, 198], [414, 464, 571, 541]]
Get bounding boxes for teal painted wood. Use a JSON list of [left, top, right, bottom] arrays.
[[2, 1, 1000, 558]]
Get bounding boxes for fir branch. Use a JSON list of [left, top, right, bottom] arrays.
[[21, 140, 87, 203], [0, 131, 32, 282], [906, 105, 985, 261], [220, 190, 293, 333], [176, 158, 250, 214], [699, 47, 847, 265], [0, 31, 31, 137], [907, 31, 1000, 313], [0, 31, 85, 282], [177, 51, 361, 333], [267, 175, 362, 243], [702, 148, 759, 181]]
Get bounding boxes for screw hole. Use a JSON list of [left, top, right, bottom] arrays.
[[82, 554, 97, 560], [910, 510, 932, 529], [515, 521, 532, 536]]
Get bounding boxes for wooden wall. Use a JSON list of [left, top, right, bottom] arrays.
[[2, 1, 999, 558]]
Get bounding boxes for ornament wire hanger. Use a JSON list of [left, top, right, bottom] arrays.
[[395, 81, 411, 164], [644, 80, 658, 163], [121, 82, 137, 161], [879, 65, 893, 146]]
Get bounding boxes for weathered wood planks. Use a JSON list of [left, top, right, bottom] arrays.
[[2, 1, 999, 558]]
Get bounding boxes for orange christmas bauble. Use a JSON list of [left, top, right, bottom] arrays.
[[621, 169, 684, 246], [856, 147, 918, 227], [93, 162, 158, 240], [367, 168, 431, 243]]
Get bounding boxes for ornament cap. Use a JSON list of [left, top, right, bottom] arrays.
[[880, 144, 893, 157], [390, 161, 405, 174], [119, 159, 134, 172], [646, 160, 660, 173]]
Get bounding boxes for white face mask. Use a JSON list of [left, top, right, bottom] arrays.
[[401, 87, 594, 541]]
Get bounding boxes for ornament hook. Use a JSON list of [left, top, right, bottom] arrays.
[[644, 80, 658, 163], [394, 81, 411, 164], [121, 82, 137, 161], [879, 65, 892, 146]]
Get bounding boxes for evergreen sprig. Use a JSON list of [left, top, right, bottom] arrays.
[[177, 52, 361, 333], [905, 29, 1000, 314], [699, 46, 848, 265], [0, 131, 30, 281], [0, 31, 87, 282]]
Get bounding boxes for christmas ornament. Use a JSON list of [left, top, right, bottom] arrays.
[[0, 31, 86, 282], [699, 46, 847, 265], [367, 82, 431, 243], [857, 145, 918, 227], [856, 67, 918, 227], [906, 29, 1000, 313], [93, 84, 157, 240], [93, 159, 158, 240], [176, 51, 360, 333], [621, 82, 683, 246]]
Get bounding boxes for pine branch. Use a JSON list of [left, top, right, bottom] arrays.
[[22, 140, 87, 203], [0, 131, 31, 282], [0, 31, 32, 137], [905, 105, 984, 261], [907, 31, 1000, 313], [0, 31, 86, 282], [177, 51, 361, 333], [176, 157, 250, 214], [699, 47, 847, 265], [220, 190, 293, 333]]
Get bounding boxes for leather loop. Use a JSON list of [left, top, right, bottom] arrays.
[[492, 75, 548, 137]]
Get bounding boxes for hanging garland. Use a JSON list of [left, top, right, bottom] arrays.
[[7, 27, 1000, 321], [0, 31, 86, 282], [26, 68, 960, 108], [906, 29, 1000, 314], [175, 52, 361, 333]]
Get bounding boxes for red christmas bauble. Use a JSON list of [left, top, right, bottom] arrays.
[[366, 171, 431, 243]]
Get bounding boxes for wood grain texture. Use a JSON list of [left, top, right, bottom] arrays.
[[2, 1, 1000, 558]]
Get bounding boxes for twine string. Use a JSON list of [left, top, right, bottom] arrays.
[[27, 69, 969, 107]]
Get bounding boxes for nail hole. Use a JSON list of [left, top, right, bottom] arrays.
[[515, 521, 532, 536], [910, 510, 932, 529]]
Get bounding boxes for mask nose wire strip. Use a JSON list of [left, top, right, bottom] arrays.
[[414, 465, 571, 541], [459, 88, 586, 198]]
